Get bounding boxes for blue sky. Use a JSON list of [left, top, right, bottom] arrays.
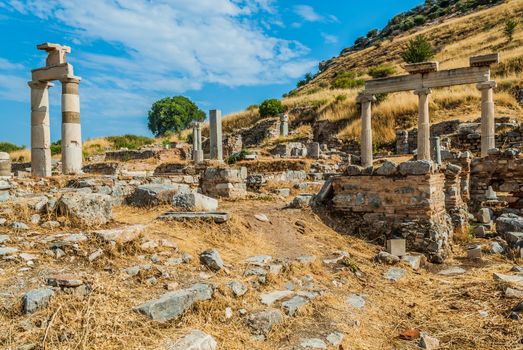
[[0, 0, 421, 146]]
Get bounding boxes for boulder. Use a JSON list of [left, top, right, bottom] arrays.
[[228, 281, 247, 297], [57, 192, 113, 226], [282, 296, 308, 316], [22, 288, 54, 314], [398, 161, 433, 176], [95, 224, 146, 243], [496, 213, 523, 234], [376, 160, 398, 176], [135, 284, 212, 322], [289, 194, 315, 208], [245, 309, 283, 335], [172, 193, 218, 212], [199, 250, 224, 272], [419, 333, 440, 350], [165, 330, 217, 350], [129, 184, 190, 207]]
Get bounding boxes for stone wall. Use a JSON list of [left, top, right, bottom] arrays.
[[105, 149, 159, 161], [329, 163, 454, 262], [470, 151, 523, 208], [82, 162, 121, 175], [201, 167, 248, 199], [239, 118, 279, 147]]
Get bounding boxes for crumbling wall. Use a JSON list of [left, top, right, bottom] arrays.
[[470, 150, 523, 208], [329, 165, 454, 262], [105, 149, 159, 161], [201, 167, 248, 199]]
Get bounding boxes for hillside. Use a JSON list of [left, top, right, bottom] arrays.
[[222, 0, 523, 148]]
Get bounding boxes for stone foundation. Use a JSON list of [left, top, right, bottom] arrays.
[[330, 169, 453, 262], [201, 167, 248, 199], [105, 149, 159, 161]]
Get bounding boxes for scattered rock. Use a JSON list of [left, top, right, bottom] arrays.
[[46, 274, 84, 288], [419, 333, 440, 350], [505, 287, 523, 299], [165, 329, 217, 350], [95, 224, 145, 243], [493, 273, 523, 287], [399, 328, 421, 340], [41, 220, 61, 229], [326, 332, 344, 347], [135, 284, 213, 322], [88, 249, 103, 262], [245, 309, 283, 335], [401, 254, 422, 270], [172, 193, 218, 212], [130, 184, 190, 207], [438, 267, 466, 276], [376, 251, 399, 265], [11, 222, 29, 231], [199, 250, 224, 272], [300, 338, 327, 349], [496, 213, 523, 234], [384, 267, 406, 282], [260, 290, 293, 306], [245, 255, 272, 266], [398, 160, 433, 176], [290, 194, 315, 208], [376, 160, 398, 176], [254, 214, 269, 222], [346, 294, 365, 309], [490, 242, 504, 254], [0, 247, 18, 256], [57, 192, 113, 226], [282, 295, 308, 316], [228, 281, 248, 297], [22, 288, 54, 314]]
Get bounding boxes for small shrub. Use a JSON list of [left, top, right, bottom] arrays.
[[226, 148, 251, 164], [368, 64, 396, 79], [307, 87, 322, 95], [367, 28, 378, 38], [354, 36, 366, 46], [296, 72, 314, 88], [401, 35, 435, 63], [331, 72, 365, 89], [246, 104, 259, 111], [335, 94, 347, 102], [504, 18, 518, 42], [50, 140, 61, 156], [414, 15, 426, 25], [400, 18, 415, 31], [0, 142, 25, 153], [107, 134, 155, 150], [259, 99, 284, 118]]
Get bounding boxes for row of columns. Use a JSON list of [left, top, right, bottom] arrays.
[[29, 78, 82, 177], [358, 81, 496, 167]]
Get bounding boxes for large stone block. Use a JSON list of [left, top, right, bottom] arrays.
[[22, 288, 54, 314], [135, 284, 213, 322], [57, 192, 113, 226], [165, 330, 217, 350], [129, 184, 190, 207], [172, 193, 218, 212]]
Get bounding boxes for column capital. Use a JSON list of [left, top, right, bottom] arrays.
[[477, 80, 496, 90], [414, 88, 432, 96], [356, 93, 376, 103], [28, 80, 54, 89], [60, 76, 82, 84]]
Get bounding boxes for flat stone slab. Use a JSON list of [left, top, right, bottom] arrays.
[[0, 247, 18, 256], [165, 329, 217, 350], [94, 224, 146, 243], [300, 338, 327, 349], [439, 267, 466, 276], [260, 290, 293, 306], [346, 294, 366, 309], [245, 255, 272, 266], [493, 273, 523, 287], [135, 284, 213, 322], [158, 211, 230, 223], [384, 267, 406, 282], [47, 273, 84, 287], [282, 295, 308, 316]]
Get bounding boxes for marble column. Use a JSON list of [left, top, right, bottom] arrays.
[[61, 77, 82, 174], [357, 94, 376, 168], [192, 122, 204, 163], [209, 109, 223, 161], [29, 80, 53, 177], [477, 81, 496, 157], [280, 114, 289, 137], [431, 136, 442, 165], [414, 88, 432, 161]]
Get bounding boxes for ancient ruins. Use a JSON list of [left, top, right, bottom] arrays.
[[29, 43, 82, 177]]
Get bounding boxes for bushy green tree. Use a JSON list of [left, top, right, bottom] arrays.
[[367, 29, 379, 38], [331, 72, 365, 89], [0, 142, 25, 153], [401, 35, 435, 63], [504, 18, 518, 42], [147, 96, 205, 137], [297, 72, 314, 88], [259, 99, 284, 118]]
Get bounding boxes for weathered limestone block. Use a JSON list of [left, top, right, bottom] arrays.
[[496, 213, 523, 234], [129, 183, 190, 207], [201, 167, 247, 199], [165, 330, 217, 350], [57, 192, 113, 226], [398, 160, 433, 176], [105, 149, 159, 161], [172, 193, 218, 212], [245, 309, 284, 335], [135, 284, 212, 322], [0, 152, 11, 176], [82, 162, 121, 175], [376, 160, 398, 176], [22, 288, 54, 314]]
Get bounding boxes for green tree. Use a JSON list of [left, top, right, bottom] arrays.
[[504, 18, 518, 42], [0, 142, 25, 153], [259, 99, 284, 118], [401, 35, 435, 63], [367, 29, 378, 38], [147, 96, 205, 137], [368, 64, 396, 79]]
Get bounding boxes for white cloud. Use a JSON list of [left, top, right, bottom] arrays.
[[293, 5, 323, 22], [0, 57, 26, 102], [321, 33, 338, 44], [3, 0, 317, 121]]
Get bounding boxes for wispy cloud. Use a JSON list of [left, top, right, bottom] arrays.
[[0, 57, 26, 102], [321, 33, 339, 44], [3, 0, 316, 120], [293, 4, 337, 24]]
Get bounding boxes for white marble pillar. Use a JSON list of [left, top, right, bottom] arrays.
[[414, 88, 432, 161], [61, 77, 82, 174], [29, 80, 53, 177], [357, 94, 376, 168], [209, 109, 223, 161], [280, 114, 289, 137], [192, 122, 204, 163], [477, 81, 496, 157]]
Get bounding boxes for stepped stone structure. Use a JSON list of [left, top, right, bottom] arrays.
[[29, 43, 82, 177], [358, 53, 499, 166]]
